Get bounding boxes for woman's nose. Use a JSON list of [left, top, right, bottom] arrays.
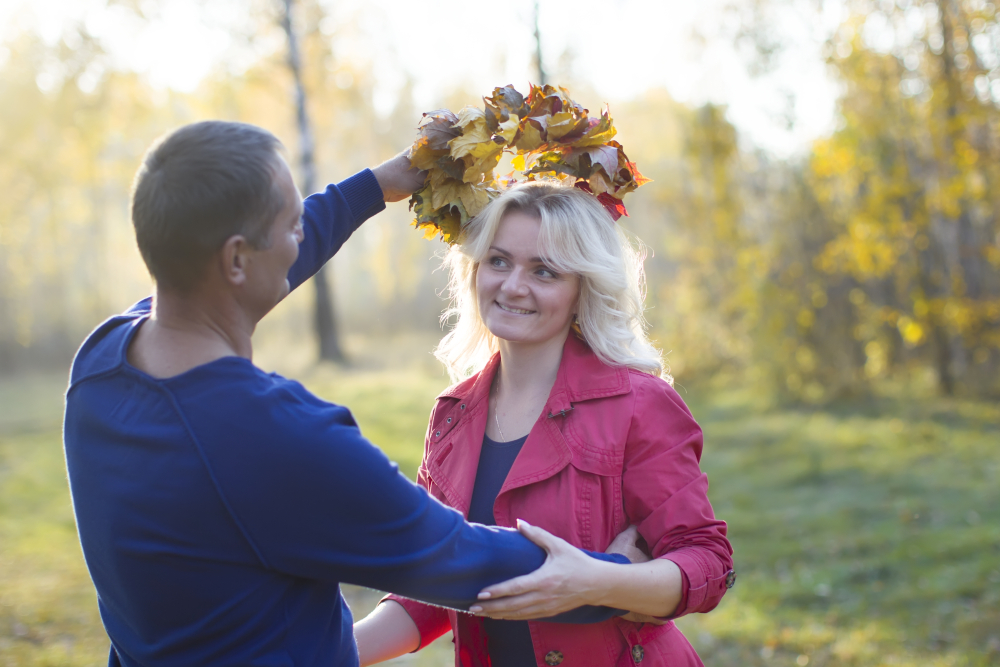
[[502, 268, 530, 295]]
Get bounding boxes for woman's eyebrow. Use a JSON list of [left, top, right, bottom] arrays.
[[488, 246, 553, 266]]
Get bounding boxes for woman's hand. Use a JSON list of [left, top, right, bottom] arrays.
[[470, 520, 610, 620], [603, 525, 668, 625]]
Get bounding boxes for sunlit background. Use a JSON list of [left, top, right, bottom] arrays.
[[0, 0, 998, 665]]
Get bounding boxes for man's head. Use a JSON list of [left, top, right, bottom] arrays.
[[131, 121, 290, 293]]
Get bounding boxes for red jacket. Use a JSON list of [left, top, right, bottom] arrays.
[[388, 334, 734, 667]]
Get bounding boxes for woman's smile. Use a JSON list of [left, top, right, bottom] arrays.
[[496, 302, 534, 315]]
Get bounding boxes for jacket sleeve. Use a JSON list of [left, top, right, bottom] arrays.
[[622, 377, 734, 617]]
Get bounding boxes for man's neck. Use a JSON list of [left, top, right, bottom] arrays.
[[126, 288, 255, 379]]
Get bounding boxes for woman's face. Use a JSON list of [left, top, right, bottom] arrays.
[[476, 211, 581, 347]]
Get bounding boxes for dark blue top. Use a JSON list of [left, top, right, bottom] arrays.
[[468, 435, 534, 667], [63, 170, 627, 667], [468, 435, 627, 666]]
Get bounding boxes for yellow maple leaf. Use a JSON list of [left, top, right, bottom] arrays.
[[449, 108, 496, 161], [428, 175, 467, 211], [571, 110, 617, 147], [587, 169, 613, 195], [457, 183, 492, 218], [463, 149, 502, 183], [514, 119, 546, 152], [497, 116, 520, 143], [546, 111, 584, 141]]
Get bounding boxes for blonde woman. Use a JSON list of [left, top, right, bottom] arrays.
[[355, 182, 735, 667]]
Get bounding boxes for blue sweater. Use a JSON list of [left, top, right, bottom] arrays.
[[63, 171, 622, 667]]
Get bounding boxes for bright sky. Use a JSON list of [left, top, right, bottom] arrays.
[[0, 0, 846, 156]]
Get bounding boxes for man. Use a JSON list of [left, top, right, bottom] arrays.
[[63, 121, 632, 667]]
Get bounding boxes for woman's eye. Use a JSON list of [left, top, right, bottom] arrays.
[[490, 257, 506, 267], [537, 267, 557, 278]]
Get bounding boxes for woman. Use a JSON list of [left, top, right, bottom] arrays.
[[354, 182, 734, 666]]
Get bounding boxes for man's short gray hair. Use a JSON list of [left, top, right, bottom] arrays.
[[131, 120, 286, 292]]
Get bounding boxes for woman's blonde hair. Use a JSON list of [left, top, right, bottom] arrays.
[[434, 181, 666, 382]]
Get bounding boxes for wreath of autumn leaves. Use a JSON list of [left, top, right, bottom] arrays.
[[408, 84, 651, 244]]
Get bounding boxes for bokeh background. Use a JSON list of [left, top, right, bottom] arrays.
[[0, 0, 998, 665]]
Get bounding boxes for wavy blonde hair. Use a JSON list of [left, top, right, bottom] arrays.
[[434, 181, 666, 383]]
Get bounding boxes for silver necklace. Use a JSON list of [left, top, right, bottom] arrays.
[[493, 370, 506, 442]]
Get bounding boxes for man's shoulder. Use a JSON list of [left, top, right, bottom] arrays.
[[172, 365, 358, 445], [69, 298, 153, 387]]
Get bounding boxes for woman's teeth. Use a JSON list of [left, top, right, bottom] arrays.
[[498, 303, 532, 315]]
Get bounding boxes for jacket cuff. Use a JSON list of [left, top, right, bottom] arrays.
[[381, 594, 451, 651], [336, 169, 386, 226], [662, 549, 731, 616]]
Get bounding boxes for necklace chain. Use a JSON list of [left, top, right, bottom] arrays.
[[493, 370, 506, 442]]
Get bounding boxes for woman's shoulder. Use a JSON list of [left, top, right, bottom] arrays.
[[435, 373, 479, 400], [623, 368, 696, 422]]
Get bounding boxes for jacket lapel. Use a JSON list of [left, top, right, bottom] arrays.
[[496, 335, 631, 508], [426, 355, 497, 517]]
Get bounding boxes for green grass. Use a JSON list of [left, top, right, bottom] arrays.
[[0, 348, 997, 666]]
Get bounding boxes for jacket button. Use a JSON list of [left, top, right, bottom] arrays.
[[435, 431, 441, 437], [460, 403, 465, 409], [631, 644, 644, 663], [726, 569, 737, 589], [544, 650, 563, 665], [446, 417, 452, 423]]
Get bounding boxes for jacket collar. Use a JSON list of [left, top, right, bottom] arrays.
[[438, 332, 631, 412]]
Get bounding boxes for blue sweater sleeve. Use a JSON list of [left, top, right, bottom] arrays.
[[287, 170, 385, 292], [185, 380, 540, 610], [183, 377, 634, 612]]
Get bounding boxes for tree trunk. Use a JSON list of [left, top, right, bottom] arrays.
[[923, 0, 967, 393], [532, 0, 546, 85], [280, 0, 344, 362]]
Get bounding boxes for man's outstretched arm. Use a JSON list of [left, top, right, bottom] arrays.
[[287, 153, 424, 291]]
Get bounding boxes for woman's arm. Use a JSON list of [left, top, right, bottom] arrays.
[[354, 600, 420, 667]]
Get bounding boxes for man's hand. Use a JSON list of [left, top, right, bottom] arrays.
[[372, 151, 426, 203], [605, 525, 650, 564]]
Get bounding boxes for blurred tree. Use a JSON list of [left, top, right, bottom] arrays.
[[809, 0, 1000, 395], [279, 0, 344, 363], [532, 0, 547, 85], [0, 24, 167, 372]]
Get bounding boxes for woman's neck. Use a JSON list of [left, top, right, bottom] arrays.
[[496, 329, 570, 396]]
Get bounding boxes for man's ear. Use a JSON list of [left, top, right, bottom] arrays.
[[219, 235, 251, 287]]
